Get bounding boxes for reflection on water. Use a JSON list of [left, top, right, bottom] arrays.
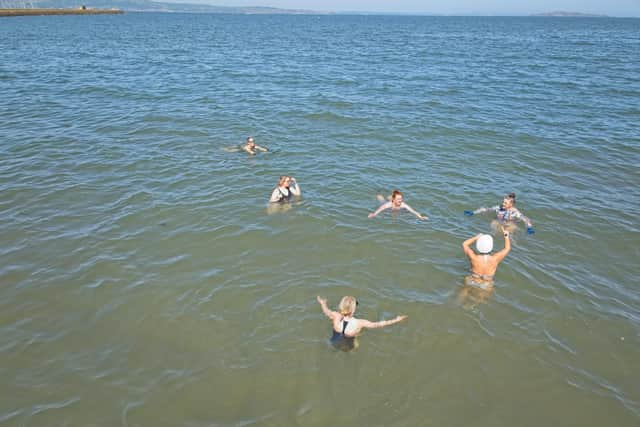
[[265, 201, 295, 215], [457, 276, 495, 310]]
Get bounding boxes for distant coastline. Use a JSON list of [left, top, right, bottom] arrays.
[[7, 0, 330, 15], [530, 11, 608, 17], [0, 7, 123, 17]]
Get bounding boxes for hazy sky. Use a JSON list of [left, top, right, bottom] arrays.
[[209, 1, 640, 16]]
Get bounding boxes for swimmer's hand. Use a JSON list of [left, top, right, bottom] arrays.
[[418, 214, 429, 220], [316, 296, 327, 305], [527, 226, 535, 235], [396, 315, 408, 322], [368, 212, 376, 218], [464, 210, 474, 216]]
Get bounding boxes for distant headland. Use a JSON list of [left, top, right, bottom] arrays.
[[530, 11, 608, 17], [0, 7, 123, 16], [0, 0, 329, 14]]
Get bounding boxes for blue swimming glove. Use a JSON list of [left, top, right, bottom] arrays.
[[527, 226, 535, 235], [464, 210, 474, 216]]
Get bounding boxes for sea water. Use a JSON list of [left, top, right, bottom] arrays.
[[1, 13, 639, 426]]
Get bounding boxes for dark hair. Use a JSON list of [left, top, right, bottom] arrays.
[[506, 192, 516, 202]]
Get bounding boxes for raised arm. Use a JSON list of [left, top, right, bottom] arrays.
[[316, 296, 338, 320], [360, 315, 408, 330], [289, 177, 301, 196], [368, 201, 392, 218], [462, 234, 482, 258], [402, 202, 428, 220], [494, 228, 512, 262]]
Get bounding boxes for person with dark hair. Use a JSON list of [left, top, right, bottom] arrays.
[[465, 192, 534, 234], [241, 136, 268, 155]]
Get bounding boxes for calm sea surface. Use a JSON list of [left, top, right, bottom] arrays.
[[1, 13, 639, 426]]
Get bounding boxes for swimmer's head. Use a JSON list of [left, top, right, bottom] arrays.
[[278, 175, 291, 187], [338, 296, 358, 316], [502, 192, 516, 208], [391, 190, 403, 206], [246, 136, 255, 147], [476, 234, 494, 254]]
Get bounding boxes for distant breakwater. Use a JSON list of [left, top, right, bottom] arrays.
[[0, 8, 123, 17]]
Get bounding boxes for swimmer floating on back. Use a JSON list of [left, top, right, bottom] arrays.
[[269, 175, 301, 203], [316, 295, 407, 351], [465, 192, 534, 234], [368, 190, 428, 220]]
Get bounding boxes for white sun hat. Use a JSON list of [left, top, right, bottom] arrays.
[[476, 234, 494, 254]]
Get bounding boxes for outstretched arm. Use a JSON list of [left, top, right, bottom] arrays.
[[514, 208, 533, 228], [402, 202, 428, 220], [289, 177, 301, 196], [475, 206, 499, 215], [368, 201, 392, 218], [254, 144, 268, 152], [317, 296, 338, 320], [360, 315, 408, 330]]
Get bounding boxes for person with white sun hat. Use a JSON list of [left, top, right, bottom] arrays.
[[462, 226, 511, 289]]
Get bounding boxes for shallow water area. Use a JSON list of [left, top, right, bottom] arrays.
[[1, 13, 639, 426]]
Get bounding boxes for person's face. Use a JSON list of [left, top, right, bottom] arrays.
[[502, 198, 513, 208], [283, 177, 291, 186], [392, 195, 403, 207], [247, 139, 255, 148]]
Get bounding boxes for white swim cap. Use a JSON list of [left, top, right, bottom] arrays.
[[476, 234, 493, 254]]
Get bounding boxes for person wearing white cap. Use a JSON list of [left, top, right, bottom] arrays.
[[462, 227, 511, 289]]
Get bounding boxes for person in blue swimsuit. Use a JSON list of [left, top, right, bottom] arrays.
[[269, 176, 301, 203], [465, 192, 534, 234], [316, 295, 407, 351]]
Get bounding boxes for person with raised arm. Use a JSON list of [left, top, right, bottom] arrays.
[[269, 175, 301, 203], [316, 295, 407, 351], [462, 227, 511, 289]]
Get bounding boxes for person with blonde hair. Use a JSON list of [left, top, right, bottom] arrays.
[[316, 295, 408, 351], [368, 189, 428, 220], [269, 175, 301, 203]]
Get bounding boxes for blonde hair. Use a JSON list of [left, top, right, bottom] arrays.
[[278, 175, 290, 186], [338, 296, 357, 316]]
